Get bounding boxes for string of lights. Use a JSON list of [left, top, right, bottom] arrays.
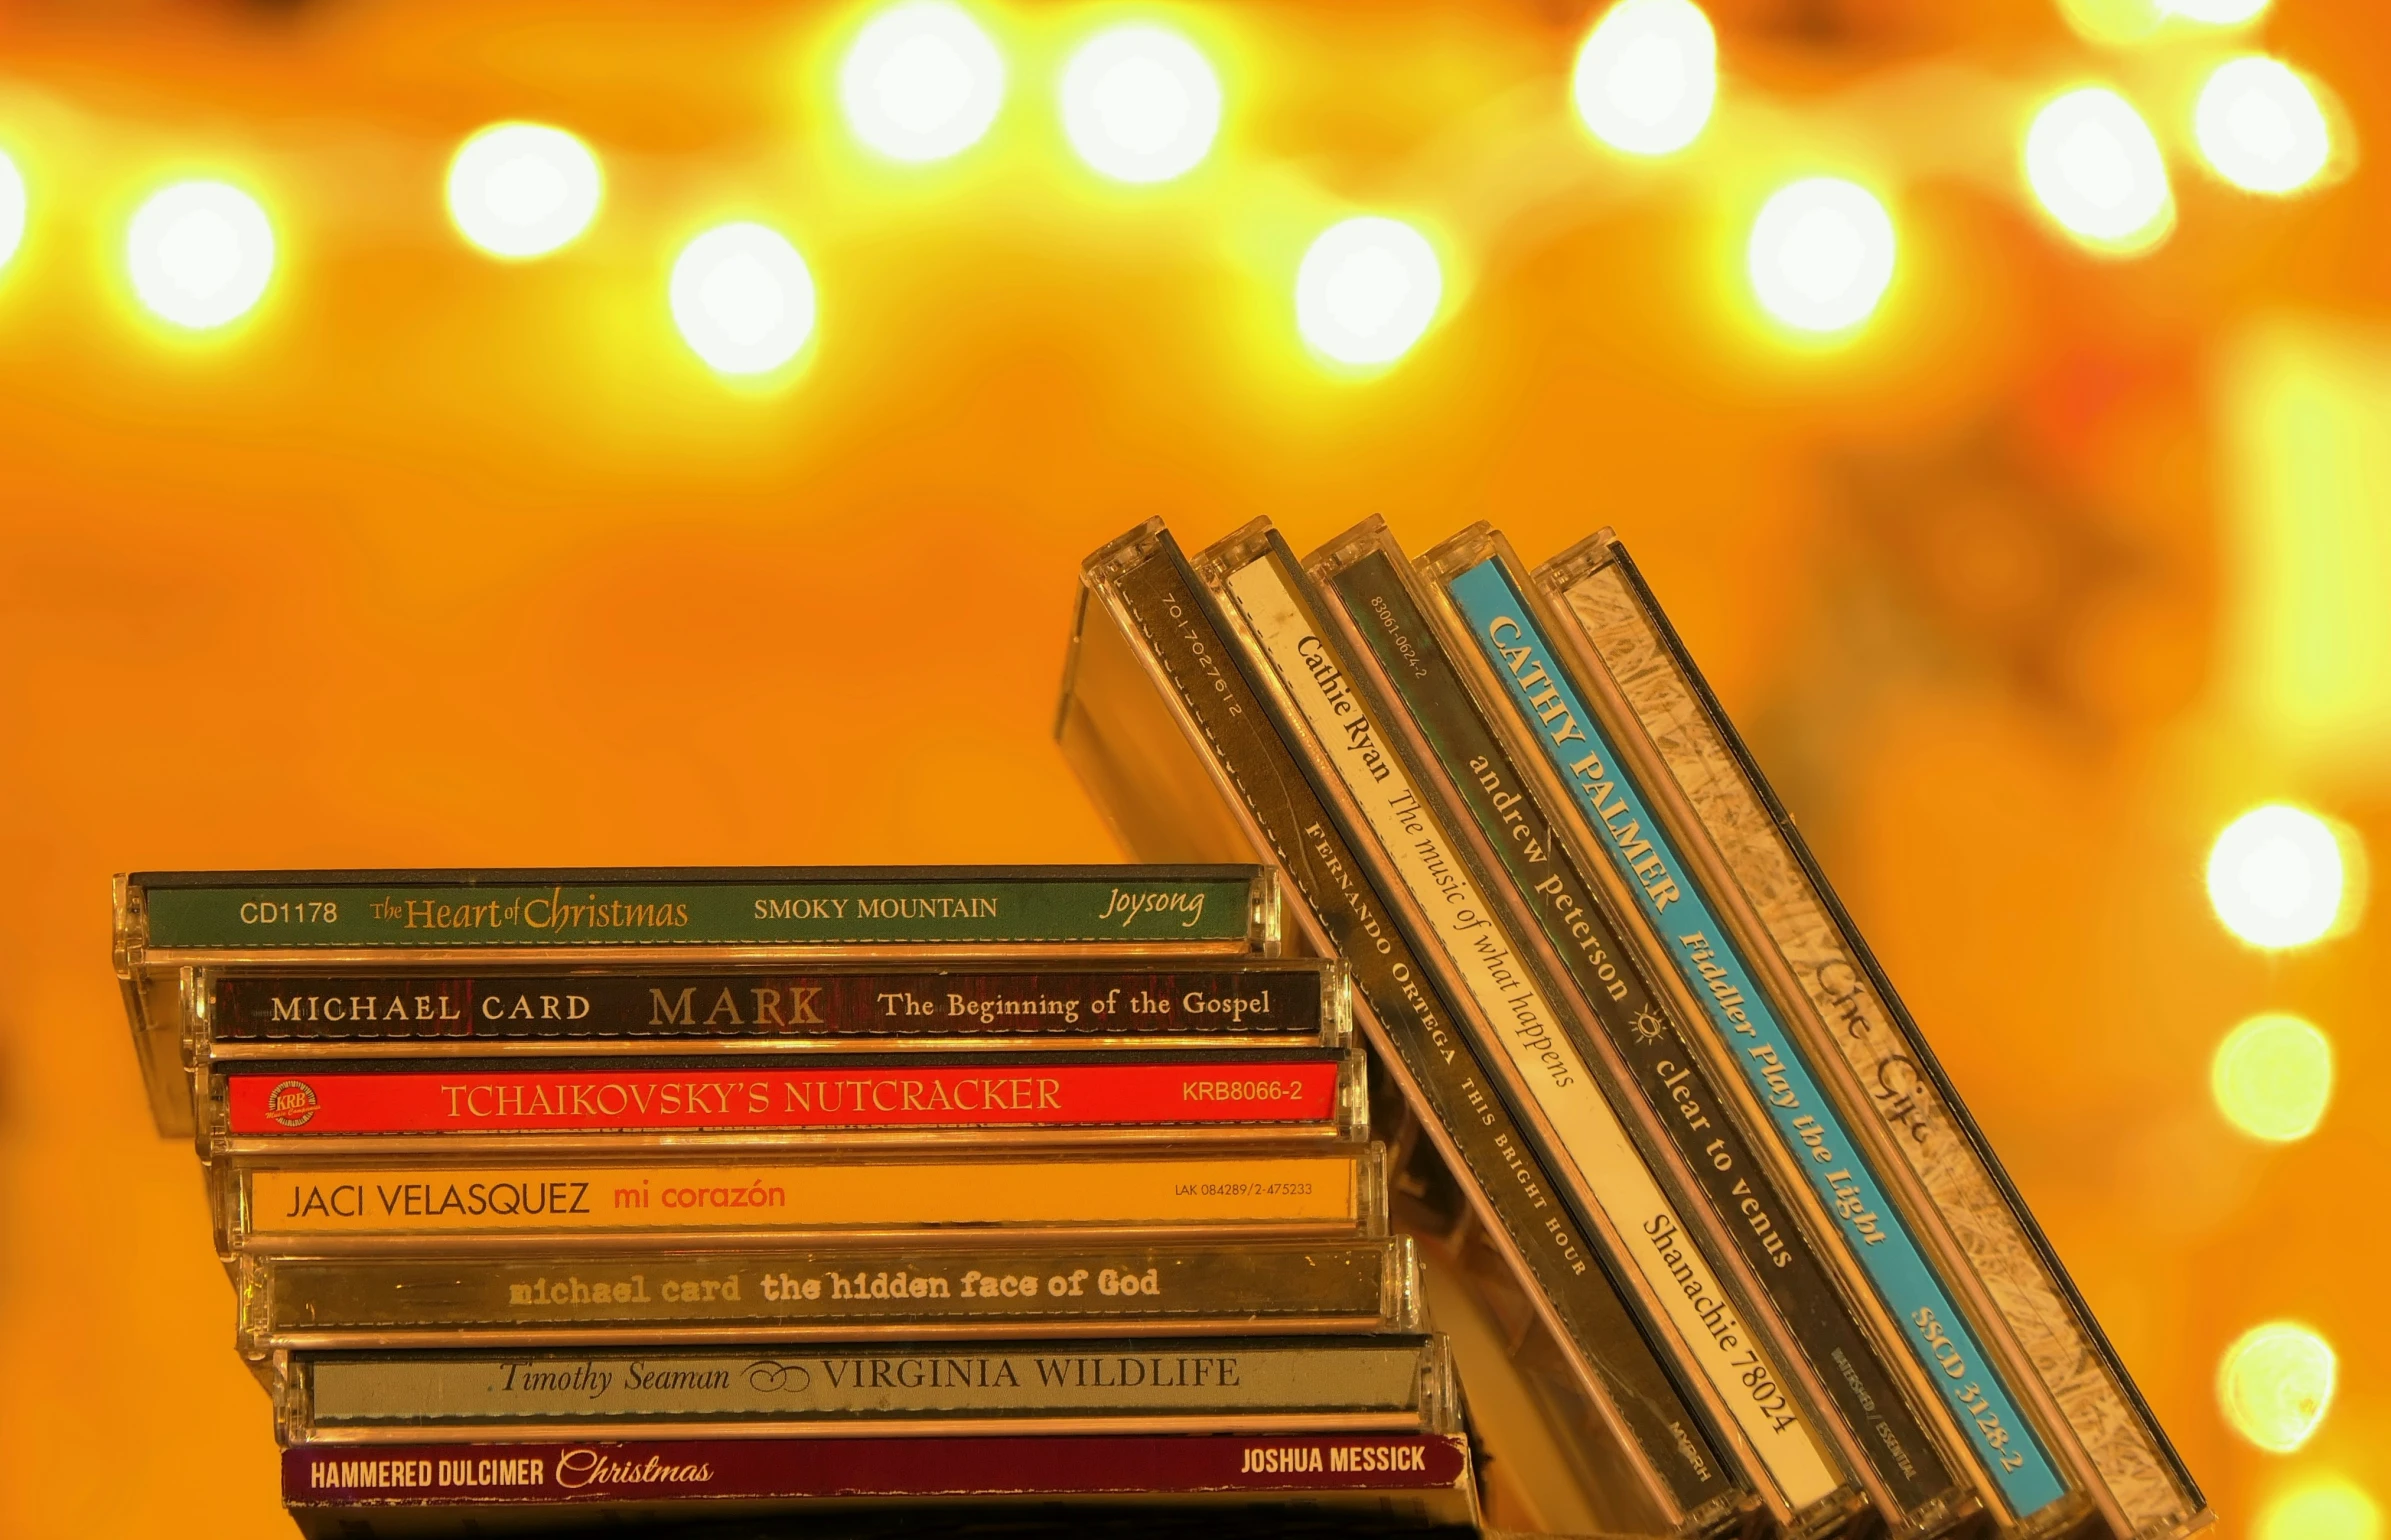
[[2202, 796, 2363, 1535], [0, 0, 2351, 381]]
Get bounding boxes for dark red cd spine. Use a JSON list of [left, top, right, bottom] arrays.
[[283, 1432, 1468, 1507]]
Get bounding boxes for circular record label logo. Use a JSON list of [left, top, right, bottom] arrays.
[[263, 1079, 321, 1128]]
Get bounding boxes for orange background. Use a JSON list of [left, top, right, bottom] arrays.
[[0, 0, 2381, 1533]]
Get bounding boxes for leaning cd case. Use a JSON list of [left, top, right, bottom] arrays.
[[1055, 520, 1754, 1540], [1195, 517, 1864, 1538], [1527, 528, 2207, 1540], [1302, 515, 1984, 1540], [1420, 524, 2130, 1537], [1054, 517, 2206, 1540]]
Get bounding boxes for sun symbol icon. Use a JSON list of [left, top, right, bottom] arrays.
[[1629, 1007, 1668, 1044]]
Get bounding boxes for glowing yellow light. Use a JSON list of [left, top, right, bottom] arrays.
[[1571, 0, 1718, 157], [2219, 1322, 2337, 1453], [1060, 25, 1221, 185], [839, 0, 1005, 164], [1745, 178, 1895, 336], [2164, 0, 2269, 23], [126, 179, 275, 331], [445, 123, 603, 260], [2212, 1013, 2334, 1142], [0, 149, 24, 272], [669, 222, 817, 377], [2025, 88, 2172, 255], [2196, 58, 2331, 195], [2057, 0, 2164, 46], [2208, 804, 2348, 948], [2258, 1481, 2381, 1540], [1294, 216, 1443, 370]]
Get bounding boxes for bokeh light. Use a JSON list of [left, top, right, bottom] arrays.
[[839, 0, 1006, 164], [2257, 1481, 2381, 1540], [1571, 0, 1718, 157], [1294, 216, 1443, 369], [1060, 25, 1221, 185], [125, 179, 276, 331], [1745, 177, 1895, 336], [669, 222, 818, 377], [2219, 1322, 2337, 1453], [2061, 0, 2267, 40], [445, 123, 603, 260], [2212, 1013, 2334, 1142], [2057, 0, 2165, 45], [2024, 87, 2173, 255], [2165, 0, 2270, 23], [2196, 58, 2332, 195], [0, 149, 24, 273], [2208, 804, 2349, 948]]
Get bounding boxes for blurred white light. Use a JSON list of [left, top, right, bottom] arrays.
[[127, 180, 275, 330], [840, 1, 1006, 164], [670, 222, 818, 377], [0, 149, 24, 272], [1746, 177, 1895, 335], [2257, 1482, 2381, 1540], [2218, 1322, 2336, 1453], [2025, 88, 2173, 254], [2212, 1013, 2334, 1142], [446, 123, 603, 259], [2208, 804, 2348, 948], [1295, 216, 1443, 369], [2163, 0, 2269, 23], [1060, 25, 1222, 185], [1571, 0, 1718, 156], [2196, 58, 2331, 195]]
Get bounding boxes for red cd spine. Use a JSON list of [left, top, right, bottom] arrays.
[[226, 1059, 1346, 1136]]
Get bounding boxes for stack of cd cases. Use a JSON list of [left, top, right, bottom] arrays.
[[1058, 518, 2212, 1540], [115, 866, 1480, 1536]]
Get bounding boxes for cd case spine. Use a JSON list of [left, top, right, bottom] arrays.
[[280, 1431, 1480, 1535], [120, 865, 1281, 953], [1313, 517, 1977, 1540], [237, 1236, 1423, 1357], [1427, 526, 2081, 1535], [1198, 519, 1852, 1531], [1538, 530, 2206, 1540], [275, 1335, 1454, 1445], [191, 961, 1346, 1057], [204, 1047, 1367, 1155], [220, 1147, 1385, 1253], [1056, 519, 1754, 1540]]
